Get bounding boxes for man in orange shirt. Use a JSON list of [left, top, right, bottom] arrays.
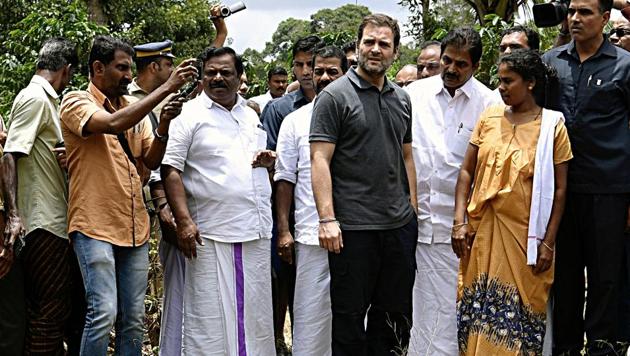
[[59, 35, 196, 356]]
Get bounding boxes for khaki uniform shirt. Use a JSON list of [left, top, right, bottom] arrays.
[[4, 75, 68, 239], [128, 79, 166, 122], [60, 82, 153, 247]]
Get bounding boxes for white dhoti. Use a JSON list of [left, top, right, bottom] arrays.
[[292, 242, 332, 356], [408, 242, 458, 356], [158, 238, 186, 356], [182, 238, 274, 356]]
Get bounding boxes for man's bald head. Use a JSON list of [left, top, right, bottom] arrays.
[[395, 64, 418, 87], [610, 18, 630, 52], [417, 41, 441, 79]]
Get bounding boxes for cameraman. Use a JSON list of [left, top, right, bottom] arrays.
[[542, 0, 630, 354]]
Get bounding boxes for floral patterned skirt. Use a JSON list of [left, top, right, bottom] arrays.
[[457, 204, 553, 356]]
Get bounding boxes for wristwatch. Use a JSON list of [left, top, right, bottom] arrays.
[[154, 127, 169, 143]]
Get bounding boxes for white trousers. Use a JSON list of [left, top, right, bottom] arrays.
[[292, 243, 332, 356], [408, 242, 459, 356], [158, 238, 186, 356], [182, 238, 274, 356]]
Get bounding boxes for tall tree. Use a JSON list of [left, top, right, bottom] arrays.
[[399, 0, 475, 43], [261, 4, 371, 64], [83, 0, 219, 59], [0, 0, 221, 117]]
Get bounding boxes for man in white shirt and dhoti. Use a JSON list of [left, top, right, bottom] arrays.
[[405, 28, 498, 356], [161, 46, 276, 355]]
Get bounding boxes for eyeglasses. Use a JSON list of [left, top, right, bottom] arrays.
[[395, 79, 416, 87], [609, 28, 630, 38], [417, 62, 440, 73]]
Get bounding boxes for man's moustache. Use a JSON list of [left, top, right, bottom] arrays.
[[209, 82, 227, 88]]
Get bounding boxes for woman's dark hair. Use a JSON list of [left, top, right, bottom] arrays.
[[498, 49, 558, 107]]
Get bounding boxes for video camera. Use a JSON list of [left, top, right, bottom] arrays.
[[533, 0, 569, 27], [211, 1, 246, 19]]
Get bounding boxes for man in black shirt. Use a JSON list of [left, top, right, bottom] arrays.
[[310, 13, 418, 355], [543, 0, 630, 354]]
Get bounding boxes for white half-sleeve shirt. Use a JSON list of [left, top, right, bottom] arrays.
[[273, 102, 319, 245], [406, 75, 499, 244], [162, 92, 272, 243]]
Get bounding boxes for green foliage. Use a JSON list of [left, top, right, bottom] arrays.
[[386, 43, 420, 80], [262, 17, 311, 64], [474, 14, 510, 87], [0, 0, 108, 116], [399, 0, 475, 43], [101, 0, 219, 60], [0, 0, 222, 117], [538, 26, 561, 52], [259, 4, 370, 65], [241, 48, 286, 98], [310, 4, 371, 35], [244, 4, 371, 97]]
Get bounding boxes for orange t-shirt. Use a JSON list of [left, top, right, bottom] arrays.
[[60, 82, 152, 247]]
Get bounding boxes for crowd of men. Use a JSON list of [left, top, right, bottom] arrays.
[[0, 0, 629, 355]]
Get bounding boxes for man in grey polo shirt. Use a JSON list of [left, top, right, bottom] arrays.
[[310, 13, 418, 355]]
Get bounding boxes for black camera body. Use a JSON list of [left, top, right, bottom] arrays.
[[533, 0, 570, 27]]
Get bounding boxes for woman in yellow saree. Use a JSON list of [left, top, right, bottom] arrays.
[[452, 49, 573, 355]]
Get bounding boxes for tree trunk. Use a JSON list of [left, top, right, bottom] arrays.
[[422, 0, 431, 40], [86, 0, 107, 25]]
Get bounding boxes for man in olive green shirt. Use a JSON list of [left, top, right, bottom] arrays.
[[0, 37, 82, 355]]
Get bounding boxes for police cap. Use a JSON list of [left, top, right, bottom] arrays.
[[133, 40, 176, 59]]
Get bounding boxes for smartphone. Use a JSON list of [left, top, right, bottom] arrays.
[[174, 80, 199, 100]]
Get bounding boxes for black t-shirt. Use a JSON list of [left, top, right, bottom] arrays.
[[309, 67, 415, 230]]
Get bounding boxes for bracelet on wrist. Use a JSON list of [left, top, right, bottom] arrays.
[[542, 241, 554, 252], [451, 222, 468, 231], [319, 217, 338, 224]]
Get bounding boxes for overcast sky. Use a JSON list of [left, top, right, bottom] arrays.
[[222, 0, 413, 53]]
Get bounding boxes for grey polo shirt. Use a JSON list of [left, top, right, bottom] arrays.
[[543, 38, 630, 193], [310, 67, 415, 231]]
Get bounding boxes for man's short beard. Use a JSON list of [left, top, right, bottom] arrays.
[[357, 54, 393, 76], [117, 87, 129, 96]]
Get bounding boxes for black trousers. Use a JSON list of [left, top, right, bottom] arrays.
[[0, 256, 26, 356], [328, 218, 418, 356], [552, 193, 630, 356]]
